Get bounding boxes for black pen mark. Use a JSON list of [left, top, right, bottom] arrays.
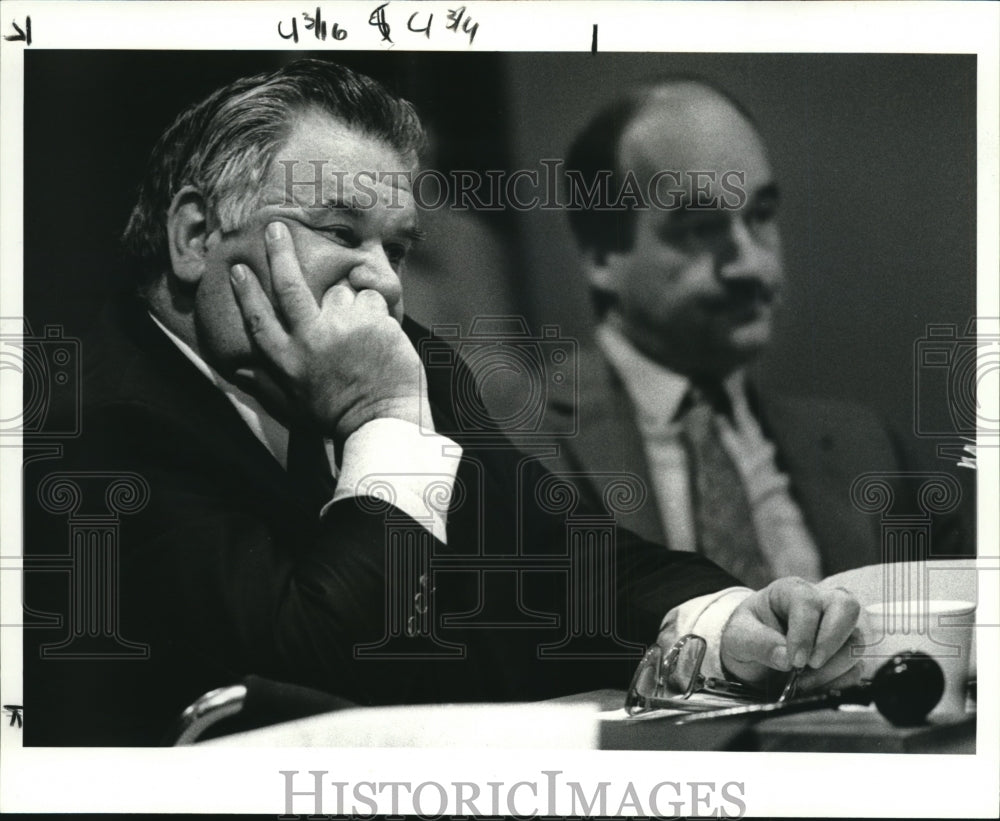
[[592, 23, 598, 53], [408, 10, 432, 39], [277, 16, 299, 42], [4, 16, 31, 45], [446, 6, 478, 45], [3, 705, 23, 728], [369, 3, 392, 43]]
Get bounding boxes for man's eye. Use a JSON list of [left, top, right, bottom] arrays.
[[747, 197, 779, 226], [384, 243, 408, 266], [314, 224, 359, 246], [662, 216, 728, 247]]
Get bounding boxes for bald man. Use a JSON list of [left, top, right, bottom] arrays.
[[543, 79, 966, 586]]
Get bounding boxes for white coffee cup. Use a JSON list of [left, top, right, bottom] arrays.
[[860, 599, 976, 719]]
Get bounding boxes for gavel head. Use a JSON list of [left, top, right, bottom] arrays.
[[870, 651, 945, 726]]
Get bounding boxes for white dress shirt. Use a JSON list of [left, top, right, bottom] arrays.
[[597, 323, 823, 582]]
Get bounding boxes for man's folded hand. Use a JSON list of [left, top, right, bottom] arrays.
[[228, 219, 427, 439], [721, 577, 865, 693]]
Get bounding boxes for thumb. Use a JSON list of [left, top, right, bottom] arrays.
[[725, 607, 794, 671]]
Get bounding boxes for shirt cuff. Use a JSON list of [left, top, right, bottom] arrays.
[[660, 586, 753, 683], [326, 417, 462, 544]]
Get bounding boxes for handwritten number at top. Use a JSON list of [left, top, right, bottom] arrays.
[[279, 8, 347, 43], [276, 5, 479, 47], [446, 6, 478, 45]]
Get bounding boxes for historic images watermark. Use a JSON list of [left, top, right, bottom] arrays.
[[0, 317, 81, 441], [2, 319, 148, 660], [849, 471, 967, 656], [278, 769, 748, 818], [419, 317, 577, 440], [913, 317, 999, 470], [279, 160, 750, 213], [885, 316, 998, 675], [913, 318, 999, 442]]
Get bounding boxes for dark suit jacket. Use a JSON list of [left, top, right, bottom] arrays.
[[541, 345, 970, 578], [23, 298, 738, 745]]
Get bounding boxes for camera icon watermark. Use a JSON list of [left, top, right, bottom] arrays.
[[17, 471, 151, 659], [913, 318, 999, 441], [0, 317, 81, 438], [419, 316, 577, 441]]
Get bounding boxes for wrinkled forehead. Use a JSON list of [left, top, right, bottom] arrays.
[[265, 109, 419, 210], [619, 86, 772, 185]]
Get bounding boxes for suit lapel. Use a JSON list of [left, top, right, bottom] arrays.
[[751, 388, 884, 575], [548, 347, 667, 546], [101, 298, 313, 519]]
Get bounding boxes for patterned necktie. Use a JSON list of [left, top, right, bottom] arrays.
[[286, 425, 336, 513], [679, 385, 775, 589]]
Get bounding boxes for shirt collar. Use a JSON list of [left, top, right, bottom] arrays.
[[596, 322, 747, 433], [147, 312, 292, 468]]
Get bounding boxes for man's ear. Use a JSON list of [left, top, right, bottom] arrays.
[[166, 186, 212, 285]]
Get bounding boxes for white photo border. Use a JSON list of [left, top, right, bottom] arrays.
[[1, 1, 997, 817]]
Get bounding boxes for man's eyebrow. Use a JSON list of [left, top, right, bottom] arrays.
[[312, 196, 425, 242], [318, 197, 365, 218], [401, 226, 428, 243], [669, 180, 781, 220], [754, 182, 781, 204], [315, 199, 424, 242]]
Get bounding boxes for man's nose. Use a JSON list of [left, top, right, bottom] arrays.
[[347, 246, 403, 310], [716, 218, 774, 282]]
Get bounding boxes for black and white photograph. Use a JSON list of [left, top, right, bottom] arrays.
[[1, 1, 997, 817]]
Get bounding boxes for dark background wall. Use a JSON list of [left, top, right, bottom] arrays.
[[24, 51, 976, 465]]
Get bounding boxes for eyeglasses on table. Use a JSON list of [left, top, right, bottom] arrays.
[[625, 633, 801, 716]]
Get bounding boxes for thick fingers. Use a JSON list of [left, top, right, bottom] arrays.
[[265, 220, 318, 327], [798, 629, 866, 691], [766, 579, 861, 671], [354, 288, 390, 314], [819, 662, 864, 691], [321, 284, 389, 317], [720, 603, 794, 683], [781, 583, 823, 669], [809, 587, 862, 668], [724, 578, 865, 689], [322, 281, 357, 312], [230, 263, 291, 365]]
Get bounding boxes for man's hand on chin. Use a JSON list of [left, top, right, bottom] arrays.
[[227, 220, 428, 441], [721, 578, 865, 693]]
